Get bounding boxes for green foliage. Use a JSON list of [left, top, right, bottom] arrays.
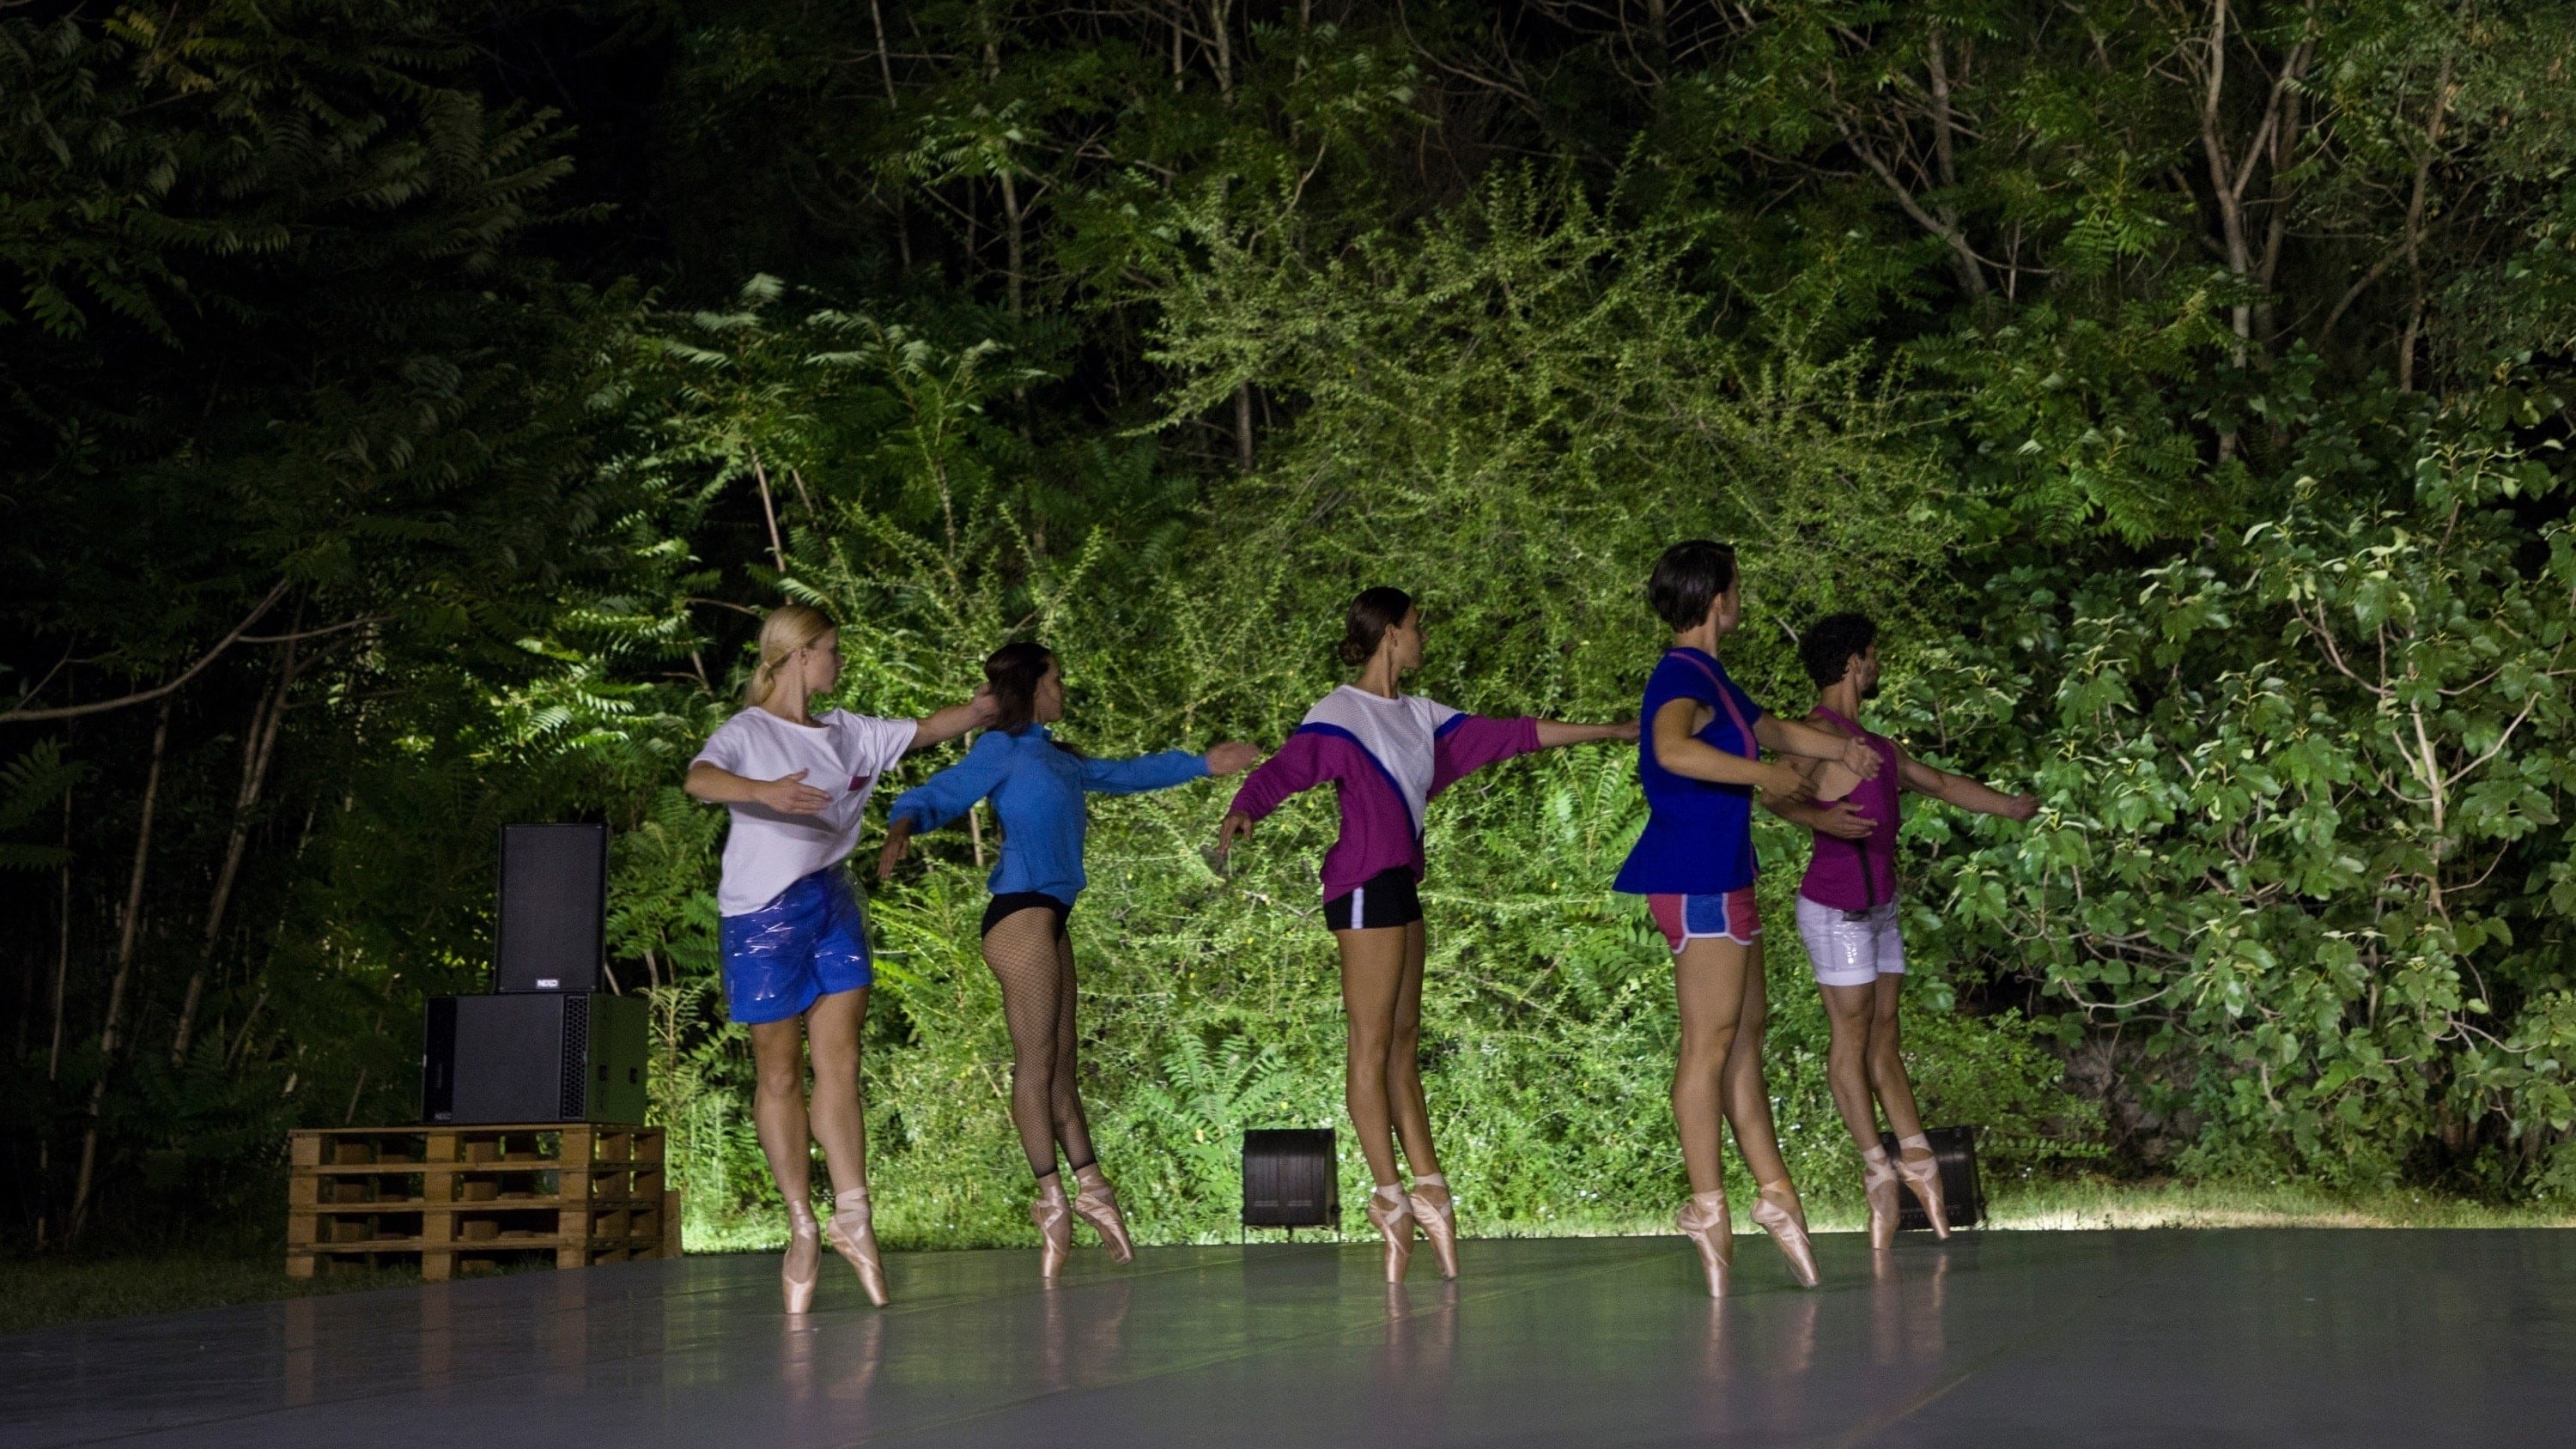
[[19, 0, 2576, 1254]]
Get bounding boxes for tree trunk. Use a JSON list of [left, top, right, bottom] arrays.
[[173, 646, 295, 1064], [47, 787, 72, 1081], [69, 700, 173, 1240]]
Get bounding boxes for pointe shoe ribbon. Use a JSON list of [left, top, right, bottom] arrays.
[[1896, 1150, 1953, 1240], [824, 1193, 891, 1307], [1406, 1186, 1460, 1281], [1862, 1154, 1904, 1252], [1675, 1189, 1734, 1298], [1032, 1177, 1074, 1281], [1750, 1184, 1821, 1289], [1366, 1190, 1416, 1284], [1070, 1165, 1136, 1264], [782, 1203, 822, 1316]]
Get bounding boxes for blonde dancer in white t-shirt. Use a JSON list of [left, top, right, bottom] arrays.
[[684, 604, 993, 1313]]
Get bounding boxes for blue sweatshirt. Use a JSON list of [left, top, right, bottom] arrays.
[[887, 726, 1209, 904]]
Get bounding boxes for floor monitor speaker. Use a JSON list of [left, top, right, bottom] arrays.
[[423, 992, 647, 1125], [1880, 1125, 1984, 1230], [495, 822, 607, 992], [1242, 1128, 1339, 1228]]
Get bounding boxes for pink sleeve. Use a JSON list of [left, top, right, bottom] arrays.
[[1227, 730, 1333, 822], [1430, 715, 1541, 797]]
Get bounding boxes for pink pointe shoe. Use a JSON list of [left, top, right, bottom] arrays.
[[1367, 1188, 1416, 1284], [1750, 1182, 1820, 1289], [782, 1201, 822, 1315], [1033, 1176, 1074, 1281], [1071, 1164, 1136, 1264], [1676, 1189, 1734, 1297], [1407, 1184, 1460, 1281], [824, 1192, 890, 1307], [1863, 1152, 1904, 1252], [1897, 1149, 1953, 1240]]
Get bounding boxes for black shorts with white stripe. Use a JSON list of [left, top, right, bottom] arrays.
[[1322, 866, 1423, 931]]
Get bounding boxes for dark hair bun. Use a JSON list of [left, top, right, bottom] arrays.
[[1340, 587, 1413, 667]]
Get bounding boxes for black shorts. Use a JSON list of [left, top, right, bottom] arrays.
[[981, 891, 1072, 939], [1323, 867, 1422, 931]]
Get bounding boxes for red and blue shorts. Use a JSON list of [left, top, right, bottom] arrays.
[[1646, 886, 1760, 953]]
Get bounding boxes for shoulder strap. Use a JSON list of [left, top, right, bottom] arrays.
[[1667, 651, 1758, 761]]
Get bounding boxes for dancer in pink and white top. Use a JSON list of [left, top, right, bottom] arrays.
[[1216, 587, 1636, 1282]]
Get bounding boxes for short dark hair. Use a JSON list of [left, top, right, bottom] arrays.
[[1646, 541, 1739, 630], [1338, 586, 1414, 666], [1799, 612, 1878, 688]]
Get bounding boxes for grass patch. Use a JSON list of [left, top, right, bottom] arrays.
[[1984, 1176, 2576, 1230]]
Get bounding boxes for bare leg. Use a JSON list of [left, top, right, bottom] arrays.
[[803, 987, 872, 1202], [748, 1016, 815, 1207], [1820, 981, 1883, 1151], [1382, 920, 1443, 1194], [983, 909, 1068, 1181], [1866, 973, 1929, 1141], [1047, 930, 1099, 1172], [1336, 925, 1414, 1190], [1718, 938, 1791, 1189], [1669, 936, 1748, 1196]]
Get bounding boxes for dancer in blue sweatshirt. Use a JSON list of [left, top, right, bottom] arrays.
[[880, 642, 1258, 1277]]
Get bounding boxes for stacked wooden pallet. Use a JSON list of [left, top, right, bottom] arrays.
[[287, 1124, 678, 1281]]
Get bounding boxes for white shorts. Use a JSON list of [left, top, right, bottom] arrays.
[[1794, 895, 1905, 988]]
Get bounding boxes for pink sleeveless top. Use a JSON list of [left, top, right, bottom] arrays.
[[1797, 707, 1901, 911]]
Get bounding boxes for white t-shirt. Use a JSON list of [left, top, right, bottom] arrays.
[[693, 707, 919, 915]]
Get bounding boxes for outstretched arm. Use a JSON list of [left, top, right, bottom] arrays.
[[1898, 750, 2038, 820], [1654, 700, 1815, 802], [1754, 712, 1882, 779], [908, 689, 999, 753], [1534, 718, 1641, 749], [1215, 732, 1327, 859]]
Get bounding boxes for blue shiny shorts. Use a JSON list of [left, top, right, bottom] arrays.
[[718, 868, 873, 1025]]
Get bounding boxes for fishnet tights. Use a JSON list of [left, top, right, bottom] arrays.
[[983, 907, 1096, 1180]]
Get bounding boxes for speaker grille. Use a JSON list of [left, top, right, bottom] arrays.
[[496, 823, 607, 993], [559, 992, 591, 1119]]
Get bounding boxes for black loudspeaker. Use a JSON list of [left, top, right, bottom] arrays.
[[423, 992, 647, 1125], [1880, 1125, 1984, 1231], [1242, 1129, 1339, 1228], [495, 823, 607, 992]]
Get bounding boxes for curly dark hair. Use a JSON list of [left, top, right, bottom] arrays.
[[1798, 612, 1878, 688]]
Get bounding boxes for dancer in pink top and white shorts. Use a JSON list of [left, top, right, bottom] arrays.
[[1217, 588, 1635, 1283], [1772, 612, 2039, 1248]]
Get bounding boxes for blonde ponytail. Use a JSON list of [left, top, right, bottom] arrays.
[[745, 603, 835, 706]]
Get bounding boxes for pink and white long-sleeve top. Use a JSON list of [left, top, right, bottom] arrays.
[[1226, 686, 1541, 898]]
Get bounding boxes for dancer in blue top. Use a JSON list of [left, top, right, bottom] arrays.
[[1615, 541, 1883, 1296], [879, 642, 1259, 1278]]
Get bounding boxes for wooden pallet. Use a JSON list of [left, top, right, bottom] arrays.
[[287, 1125, 681, 1282]]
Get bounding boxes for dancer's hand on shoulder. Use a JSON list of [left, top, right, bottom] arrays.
[[1813, 800, 1874, 840], [1611, 718, 1641, 743], [1839, 737, 1882, 779], [1205, 741, 1261, 776], [758, 770, 833, 815], [967, 686, 1000, 729], [1215, 810, 1255, 859]]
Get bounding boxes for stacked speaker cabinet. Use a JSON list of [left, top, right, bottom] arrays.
[[422, 822, 645, 1126], [423, 993, 647, 1125], [495, 823, 608, 993]]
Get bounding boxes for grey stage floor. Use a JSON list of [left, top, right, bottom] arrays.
[[5, 1230, 2573, 1446]]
